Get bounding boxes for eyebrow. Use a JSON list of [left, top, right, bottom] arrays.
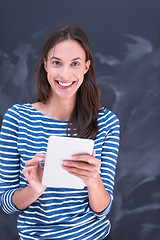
[[49, 56, 61, 61], [49, 56, 82, 61]]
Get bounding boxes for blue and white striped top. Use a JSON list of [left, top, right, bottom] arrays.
[[0, 103, 120, 240]]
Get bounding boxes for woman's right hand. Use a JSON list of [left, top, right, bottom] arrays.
[[22, 153, 47, 195]]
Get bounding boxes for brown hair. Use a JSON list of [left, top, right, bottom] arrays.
[[34, 24, 101, 139]]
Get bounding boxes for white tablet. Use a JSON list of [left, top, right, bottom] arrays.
[[42, 136, 94, 189]]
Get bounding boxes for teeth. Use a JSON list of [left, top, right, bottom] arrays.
[[58, 81, 73, 87]]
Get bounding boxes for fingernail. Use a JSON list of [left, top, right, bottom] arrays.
[[72, 156, 76, 160], [63, 160, 68, 165]]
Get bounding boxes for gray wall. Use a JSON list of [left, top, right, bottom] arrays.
[[0, 0, 160, 239]]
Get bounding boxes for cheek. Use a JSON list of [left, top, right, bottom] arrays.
[[47, 69, 58, 79], [74, 69, 86, 80]]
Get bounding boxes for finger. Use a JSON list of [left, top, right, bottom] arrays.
[[62, 165, 98, 178], [23, 166, 34, 181], [35, 153, 46, 158], [70, 171, 97, 181], [72, 154, 94, 164], [63, 159, 100, 174], [72, 154, 100, 166], [63, 160, 98, 172], [92, 149, 96, 158], [23, 166, 34, 171], [25, 155, 45, 167]]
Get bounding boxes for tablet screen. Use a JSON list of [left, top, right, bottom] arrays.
[[42, 136, 94, 189]]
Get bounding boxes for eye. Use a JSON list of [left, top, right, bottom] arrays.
[[71, 61, 80, 66], [52, 61, 61, 66]]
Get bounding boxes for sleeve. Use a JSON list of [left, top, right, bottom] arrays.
[[92, 111, 120, 218], [0, 105, 20, 214]]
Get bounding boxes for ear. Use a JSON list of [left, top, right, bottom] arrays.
[[84, 60, 91, 74], [43, 58, 48, 72]]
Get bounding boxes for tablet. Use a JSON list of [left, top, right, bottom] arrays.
[[42, 136, 94, 189]]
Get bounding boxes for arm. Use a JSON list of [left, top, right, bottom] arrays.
[[87, 150, 111, 213], [62, 114, 120, 214], [87, 175, 111, 214], [12, 153, 46, 210], [0, 106, 46, 213], [0, 106, 20, 214], [12, 185, 43, 211], [63, 151, 110, 213]]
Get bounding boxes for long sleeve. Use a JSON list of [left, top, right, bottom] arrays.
[[0, 104, 119, 238], [92, 110, 120, 218], [0, 105, 20, 214]]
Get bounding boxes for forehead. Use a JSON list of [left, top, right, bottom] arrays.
[[47, 39, 86, 59]]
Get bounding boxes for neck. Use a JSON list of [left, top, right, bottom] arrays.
[[44, 95, 76, 121]]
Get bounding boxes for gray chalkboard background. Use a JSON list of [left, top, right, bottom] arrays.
[[0, 0, 160, 239]]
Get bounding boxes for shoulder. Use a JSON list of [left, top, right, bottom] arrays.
[[5, 103, 31, 115], [3, 103, 32, 122], [1, 104, 28, 131], [98, 107, 120, 130]]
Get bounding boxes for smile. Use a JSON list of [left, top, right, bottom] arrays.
[[57, 81, 74, 87]]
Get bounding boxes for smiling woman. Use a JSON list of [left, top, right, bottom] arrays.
[[35, 25, 100, 139], [0, 24, 120, 240]]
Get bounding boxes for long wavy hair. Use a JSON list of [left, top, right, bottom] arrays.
[[34, 24, 101, 139]]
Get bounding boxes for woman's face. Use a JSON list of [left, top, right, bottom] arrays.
[[44, 39, 90, 101]]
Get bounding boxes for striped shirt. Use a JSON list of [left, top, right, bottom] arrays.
[[0, 103, 120, 240]]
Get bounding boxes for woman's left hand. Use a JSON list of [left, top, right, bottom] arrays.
[[62, 150, 101, 187]]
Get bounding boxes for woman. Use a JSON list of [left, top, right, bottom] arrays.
[[0, 25, 120, 239]]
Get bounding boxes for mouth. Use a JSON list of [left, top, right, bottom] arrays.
[[56, 81, 75, 87]]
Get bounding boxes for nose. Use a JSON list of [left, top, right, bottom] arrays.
[[59, 66, 71, 80]]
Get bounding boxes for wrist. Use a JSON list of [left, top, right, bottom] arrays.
[[27, 184, 46, 197], [87, 174, 102, 189]]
